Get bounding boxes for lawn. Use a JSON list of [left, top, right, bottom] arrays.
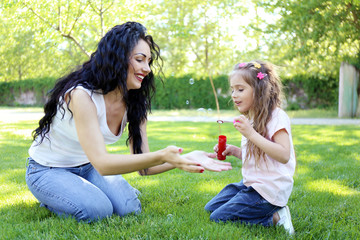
[[0, 111, 359, 239], [0, 106, 340, 119]]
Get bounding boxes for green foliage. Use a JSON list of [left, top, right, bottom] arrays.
[[283, 74, 338, 109], [153, 74, 232, 110], [0, 0, 149, 81], [0, 72, 340, 110], [261, 0, 360, 76], [0, 77, 56, 106], [146, 0, 242, 77], [344, 52, 360, 70], [0, 0, 248, 81], [2, 0, 359, 86], [1, 116, 360, 239], [0, 75, 232, 109]]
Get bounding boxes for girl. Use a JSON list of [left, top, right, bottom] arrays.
[[26, 22, 231, 223], [205, 60, 296, 235]]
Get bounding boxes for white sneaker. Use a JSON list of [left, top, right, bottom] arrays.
[[276, 206, 295, 235]]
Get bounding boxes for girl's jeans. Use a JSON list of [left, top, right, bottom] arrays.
[[25, 158, 141, 222], [204, 180, 281, 226]]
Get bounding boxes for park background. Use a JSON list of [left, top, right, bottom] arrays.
[[1, 0, 359, 113], [1, 0, 360, 239]]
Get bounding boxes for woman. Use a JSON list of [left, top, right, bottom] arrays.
[[26, 22, 231, 222]]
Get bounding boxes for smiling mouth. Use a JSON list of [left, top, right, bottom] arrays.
[[135, 74, 144, 82]]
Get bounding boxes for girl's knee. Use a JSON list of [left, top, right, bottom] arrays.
[[209, 211, 225, 223], [204, 199, 221, 213], [204, 202, 213, 212], [208, 207, 233, 223]]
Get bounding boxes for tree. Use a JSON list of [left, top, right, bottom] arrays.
[[88, 0, 115, 38], [146, 0, 244, 114], [0, 1, 67, 81], [0, 0, 149, 81], [261, 0, 360, 75], [22, 0, 114, 57]]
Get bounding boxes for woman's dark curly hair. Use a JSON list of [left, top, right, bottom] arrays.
[[32, 22, 163, 155]]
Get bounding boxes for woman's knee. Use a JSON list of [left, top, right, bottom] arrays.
[[115, 196, 141, 217], [99, 175, 142, 217], [76, 197, 114, 222]]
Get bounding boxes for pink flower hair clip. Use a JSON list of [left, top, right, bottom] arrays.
[[237, 62, 247, 68], [257, 72, 267, 80]]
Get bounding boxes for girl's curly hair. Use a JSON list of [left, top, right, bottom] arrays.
[[230, 60, 283, 166]]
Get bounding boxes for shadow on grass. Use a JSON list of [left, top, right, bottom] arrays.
[[0, 201, 53, 222], [287, 125, 360, 238], [292, 125, 360, 189]]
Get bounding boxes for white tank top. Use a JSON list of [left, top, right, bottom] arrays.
[[29, 86, 127, 167]]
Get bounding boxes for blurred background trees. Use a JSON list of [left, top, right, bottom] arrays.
[[260, 0, 360, 76], [0, 0, 359, 109]]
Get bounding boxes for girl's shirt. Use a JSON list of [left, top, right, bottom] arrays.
[[29, 86, 127, 167], [241, 107, 296, 207]]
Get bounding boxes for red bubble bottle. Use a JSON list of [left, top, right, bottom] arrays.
[[217, 135, 227, 160]]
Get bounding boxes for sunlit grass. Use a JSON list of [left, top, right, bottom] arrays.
[[1, 117, 360, 239], [307, 179, 360, 196], [150, 108, 340, 118], [0, 106, 340, 119], [286, 108, 338, 118], [0, 106, 43, 112]]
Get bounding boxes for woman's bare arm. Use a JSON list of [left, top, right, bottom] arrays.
[[69, 89, 204, 175]]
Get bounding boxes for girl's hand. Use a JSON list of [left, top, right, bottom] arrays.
[[233, 115, 255, 138], [183, 151, 232, 172], [160, 146, 205, 173], [212, 144, 241, 159]]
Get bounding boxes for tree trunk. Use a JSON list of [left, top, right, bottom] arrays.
[[208, 71, 220, 118]]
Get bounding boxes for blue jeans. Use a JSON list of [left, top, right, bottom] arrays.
[[204, 180, 280, 226], [25, 158, 141, 222]]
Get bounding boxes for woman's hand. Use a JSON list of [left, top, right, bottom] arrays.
[[160, 146, 205, 173], [182, 150, 232, 172]]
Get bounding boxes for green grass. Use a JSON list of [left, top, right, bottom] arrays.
[[286, 108, 338, 118], [150, 108, 340, 119], [0, 106, 43, 112], [0, 106, 340, 118], [1, 115, 360, 239]]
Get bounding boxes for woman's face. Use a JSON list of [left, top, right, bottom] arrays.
[[127, 39, 152, 90], [230, 73, 254, 113]]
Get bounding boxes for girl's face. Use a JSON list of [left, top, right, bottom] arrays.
[[230, 74, 254, 113], [127, 39, 152, 90]]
